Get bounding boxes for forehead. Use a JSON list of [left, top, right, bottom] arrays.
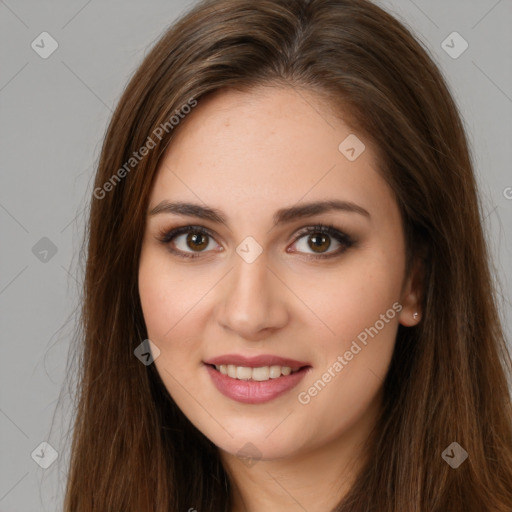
[[149, 86, 396, 225]]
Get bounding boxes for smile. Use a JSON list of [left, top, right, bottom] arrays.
[[213, 364, 301, 381], [203, 354, 312, 404]]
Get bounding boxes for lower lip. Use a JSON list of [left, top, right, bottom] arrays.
[[205, 364, 310, 404]]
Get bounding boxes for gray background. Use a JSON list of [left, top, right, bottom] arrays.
[[1, 0, 511, 510]]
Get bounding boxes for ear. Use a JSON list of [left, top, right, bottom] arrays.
[[398, 256, 424, 327]]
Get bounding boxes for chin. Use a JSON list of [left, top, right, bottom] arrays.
[[216, 433, 303, 462]]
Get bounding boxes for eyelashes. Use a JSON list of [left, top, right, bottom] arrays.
[[157, 225, 218, 259], [156, 223, 356, 260], [290, 224, 355, 258]]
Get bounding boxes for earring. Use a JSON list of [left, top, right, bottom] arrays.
[[413, 312, 419, 320]]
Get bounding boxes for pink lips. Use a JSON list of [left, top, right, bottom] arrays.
[[204, 353, 311, 404], [204, 354, 309, 369]]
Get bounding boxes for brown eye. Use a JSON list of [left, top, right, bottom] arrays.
[[158, 226, 219, 259], [290, 225, 355, 259], [158, 224, 354, 260], [185, 231, 210, 251], [307, 233, 331, 253]]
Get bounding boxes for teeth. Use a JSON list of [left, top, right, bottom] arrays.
[[252, 366, 269, 381], [269, 365, 282, 378], [215, 364, 300, 381], [236, 366, 252, 380]]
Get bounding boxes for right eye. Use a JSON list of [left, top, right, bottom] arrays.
[[157, 225, 222, 259]]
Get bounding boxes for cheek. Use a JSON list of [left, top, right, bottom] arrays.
[[138, 261, 201, 392], [138, 251, 209, 344], [138, 254, 208, 403], [295, 280, 400, 439], [292, 248, 404, 347], [291, 247, 403, 418]]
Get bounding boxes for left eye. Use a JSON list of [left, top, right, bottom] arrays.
[[289, 225, 354, 258]]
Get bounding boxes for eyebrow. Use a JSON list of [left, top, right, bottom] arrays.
[[148, 199, 370, 227]]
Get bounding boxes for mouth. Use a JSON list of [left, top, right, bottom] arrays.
[[203, 354, 312, 404], [207, 363, 305, 381]]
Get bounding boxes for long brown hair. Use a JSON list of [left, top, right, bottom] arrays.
[[61, 0, 512, 510]]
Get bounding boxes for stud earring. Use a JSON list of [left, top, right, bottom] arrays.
[[413, 312, 419, 320]]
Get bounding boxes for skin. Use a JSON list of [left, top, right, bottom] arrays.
[[138, 85, 422, 512]]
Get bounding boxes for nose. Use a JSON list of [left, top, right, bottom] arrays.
[[216, 251, 289, 341]]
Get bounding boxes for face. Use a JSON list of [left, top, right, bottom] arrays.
[[138, 86, 420, 463]]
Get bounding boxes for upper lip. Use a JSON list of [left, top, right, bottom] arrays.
[[204, 354, 310, 369]]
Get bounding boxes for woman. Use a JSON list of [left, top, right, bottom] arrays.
[[63, 0, 512, 510]]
